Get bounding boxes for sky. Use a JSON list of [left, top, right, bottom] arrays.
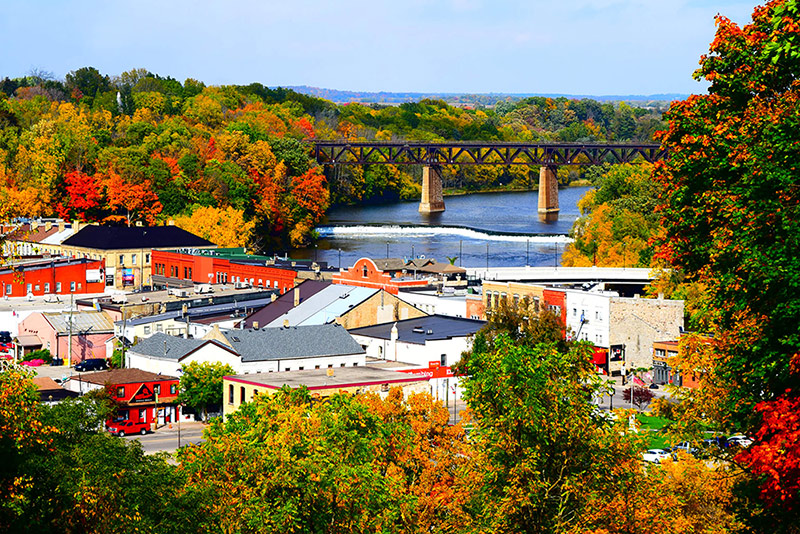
[[0, 0, 757, 95]]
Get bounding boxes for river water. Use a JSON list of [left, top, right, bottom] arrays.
[[291, 186, 591, 268]]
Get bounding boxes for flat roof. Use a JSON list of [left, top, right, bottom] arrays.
[[226, 367, 427, 390], [348, 314, 485, 344]]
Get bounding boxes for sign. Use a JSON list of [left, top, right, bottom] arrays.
[[610, 344, 625, 362], [86, 269, 103, 283], [399, 365, 455, 380], [130, 383, 155, 403], [428, 361, 441, 368], [122, 268, 134, 286]]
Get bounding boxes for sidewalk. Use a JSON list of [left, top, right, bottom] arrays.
[[152, 421, 206, 434]]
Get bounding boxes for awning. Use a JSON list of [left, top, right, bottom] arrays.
[[15, 335, 42, 347]]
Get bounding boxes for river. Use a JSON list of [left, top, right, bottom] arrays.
[[291, 186, 592, 268]]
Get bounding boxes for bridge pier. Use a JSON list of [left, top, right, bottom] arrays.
[[419, 165, 445, 214], [538, 165, 559, 222]]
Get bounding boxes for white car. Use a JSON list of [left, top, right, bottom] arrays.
[[642, 449, 671, 463]]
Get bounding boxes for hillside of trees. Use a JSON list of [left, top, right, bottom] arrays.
[[0, 69, 664, 249]]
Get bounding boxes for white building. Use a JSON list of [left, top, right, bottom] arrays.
[[396, 289, 468, 318]]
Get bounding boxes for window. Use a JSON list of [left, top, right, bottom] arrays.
[[353, 362, 359, 367], [228, 385, 234, 404], [4, 284, 10, 295], [26, 283, 32, 294], [240, 387, 245, 404], [154, 385, 161, 394], [139, 409, 146, 420], [34, 284, 40, 291], [315, 365, 320, 369], [285, 367, 290, 372], [145, 253, 150, 264], [143, 326, 151, 335], [440, 354, 447, 366], [132, 254, 137, 264], [56, 282, 61, 293], [77, 283, 82, 290], [328, 364, 333, 368], [362, 265, 369, 277], [170, 384, 177, 395], [119, 254, 125, 264], [573, 308, 577, 317], [70, 281, 76, 292], [253, 389, 258, 397], [298, 366, 304, 371], [117, 386, 125, 397], [156, 324, 163, 332], [340, 363, 346, 367], [44, 283, 50, 293]]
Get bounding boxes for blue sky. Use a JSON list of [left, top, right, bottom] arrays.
[[0, 0, 756, 95]]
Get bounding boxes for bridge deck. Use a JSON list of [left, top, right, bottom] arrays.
[[466, 266, 654, 283]]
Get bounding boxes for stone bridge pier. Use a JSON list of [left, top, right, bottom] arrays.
[[419, 165, 445, 214], [538, 165, 559, 222]]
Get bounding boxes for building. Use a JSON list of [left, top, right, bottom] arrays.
[[63, 368, 185, 426], [3, 219, 77, 257], [652, 339, 698, 388], [259, 283, 426, 329], [125, 333, 240, 376], [0, 257, 105, 298], [332, 258, 432, 294], [18, 310, 115, 364], [60, 225, 215, 290], [151, 248, 302, 293], [348, 315, 485, 368], [33, 377, 80, 404], [396, 288, 470, 318], [121, 324, 367, 375], [242, 280, 331, 328], [223, 367, 430, 418]]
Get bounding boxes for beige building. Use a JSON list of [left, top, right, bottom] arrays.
[[60, 225, 215, 290], [223, 367, 431, 418]]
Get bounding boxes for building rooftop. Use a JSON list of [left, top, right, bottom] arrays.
[[44, 310, 114, 334], [207, 323, 365, 362], [75, 368, 178, 386], [265, 285, 378, 327], [348, 314, 485, 344], [62, 225, 214, 250], [242, 280, 330, 328], [226, 366, 427, 390], [128, 333, 232, 361]]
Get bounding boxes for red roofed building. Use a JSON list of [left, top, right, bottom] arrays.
[[332, 258, 430, 295]]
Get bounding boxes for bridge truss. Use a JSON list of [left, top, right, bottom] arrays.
[[312, 141, 667, 166]]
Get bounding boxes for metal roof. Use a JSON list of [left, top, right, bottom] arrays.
[[44, 311, 114, 334], [266, 285, 378, 327], [63, 225, 213, 250]]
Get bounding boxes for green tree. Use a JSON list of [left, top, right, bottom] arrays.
[[460, 333, 640, 534], [178, 361, 235, 421]]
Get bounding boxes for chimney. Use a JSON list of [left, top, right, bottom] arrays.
[[44, 221, 52, 232], [58, 220, 65, 233], [31, 220, 39, 231], [253, 321, 259, 329], [167, 219, 175, 226], [293, 287, 300, 307], [283, 319, 290, 328]]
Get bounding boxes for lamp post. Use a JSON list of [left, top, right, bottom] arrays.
[[386, 242, 389, 259], [526, 239, 530, 267]]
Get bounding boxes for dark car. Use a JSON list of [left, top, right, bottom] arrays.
[[107, 420, 149, 437], [74, 358, 109, 372]]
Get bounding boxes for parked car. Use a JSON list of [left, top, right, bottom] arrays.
[[74, 358, 109, 372], [642, 449, 671, 463], [107, 420, 149, 437], [728, 435, 753, 448], [671, 441, 701, 457]]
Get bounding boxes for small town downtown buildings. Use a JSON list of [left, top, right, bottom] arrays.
[[0, 257, 105, 298], [652, 339, 699, 388], [60, 225, 215, 290], [151, 248, 300, 294], [63, 368, 186, 427], [18, 310, 115, 364], [332, 258, 433, 294], [223, 367, 431, 418]]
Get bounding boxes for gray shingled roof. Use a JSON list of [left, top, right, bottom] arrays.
[[221, 324, 365, 362], [129, 333, 215, 361], [349, 315, 485, 345]]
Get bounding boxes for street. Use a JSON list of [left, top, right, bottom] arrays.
[[119, 421, 206, 454]]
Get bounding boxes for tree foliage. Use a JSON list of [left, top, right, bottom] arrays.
[[178, 361, 235, 420]]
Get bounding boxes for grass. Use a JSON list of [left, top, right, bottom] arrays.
[[637, 414, 675, 449]]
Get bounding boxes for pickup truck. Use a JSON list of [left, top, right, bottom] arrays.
[[107, 420, 149, 437]]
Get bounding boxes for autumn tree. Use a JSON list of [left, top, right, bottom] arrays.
[[174, 205, 255, 248], [180, 387, 471, 533], [56, 169, 104, 221], [654, 1, 800, 528]]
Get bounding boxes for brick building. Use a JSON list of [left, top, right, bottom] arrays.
[[0, 257, 105, 298]]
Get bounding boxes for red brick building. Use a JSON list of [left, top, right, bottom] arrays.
[[0, 257, 105, 298], [332, 258, 430, 295], [151, 249, 298, 294]]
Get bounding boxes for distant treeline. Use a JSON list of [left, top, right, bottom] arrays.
[[0, 67, 666, 249]]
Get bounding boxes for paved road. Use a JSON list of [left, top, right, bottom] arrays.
[[119, 421, 206, 454]]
